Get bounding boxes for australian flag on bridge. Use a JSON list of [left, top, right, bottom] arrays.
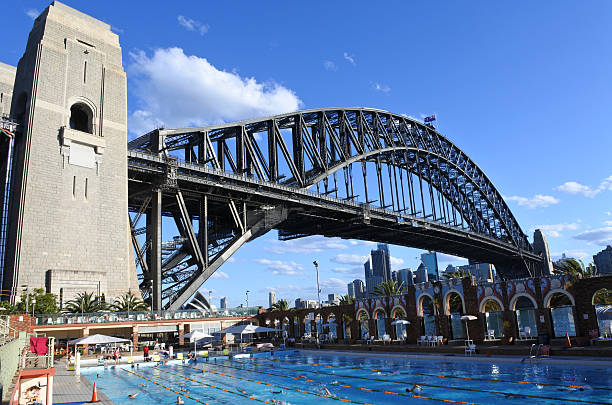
[[424, 115, 436, 123]]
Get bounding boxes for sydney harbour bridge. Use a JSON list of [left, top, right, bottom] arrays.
[[127, 108, 543, 310]]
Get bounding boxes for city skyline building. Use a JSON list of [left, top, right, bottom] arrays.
[[414, 263, 429, 284], [347, 279, 365, 299], [421, 251, 439, 281], [220, 297, 227, 309], [594, 245, 612, 275], [396, 268, 414, 286], [269, 291, 276, 308]]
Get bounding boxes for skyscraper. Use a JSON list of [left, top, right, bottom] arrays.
[[421, 251, 439, 281], [348, 279, 365, 299], [396, 268, 414, 286], [371, 244, 392, 281], [220, 297, 228, 309], [594, 245, 612, 275], [269, 291, 276, 308], [414, 263, 429, 284]]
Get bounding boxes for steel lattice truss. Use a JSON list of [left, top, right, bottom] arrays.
[[127, 108, 542, 310]]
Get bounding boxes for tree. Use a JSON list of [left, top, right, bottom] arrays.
[[373, 280, 405, 297], [555, 259, 597, 283], [63, 291, 107, 313], [14, 288, 59, 315], [339, 295, 354, 305], [112, 292, 148, 312], [443, 268, 471, 279], [270, 299, 290, 312]]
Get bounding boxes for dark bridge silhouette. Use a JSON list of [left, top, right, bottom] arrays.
[[127, 108, 544, 310]]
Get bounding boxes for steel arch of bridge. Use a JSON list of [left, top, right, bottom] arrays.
[[128, 107, 541, 310]]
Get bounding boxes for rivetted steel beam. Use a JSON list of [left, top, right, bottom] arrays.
[[150, 188, 163, 310]]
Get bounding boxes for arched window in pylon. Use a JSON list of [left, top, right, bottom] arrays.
[[69, 102, 93, 133]]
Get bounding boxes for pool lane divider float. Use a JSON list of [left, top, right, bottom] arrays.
[[185, 363, 480, 405], [123, 366, 280, 405], [253, 356, 612, 392], [228, 358, 611, 405], [120, 367, 212, 404], [163, 365, 377, 405]]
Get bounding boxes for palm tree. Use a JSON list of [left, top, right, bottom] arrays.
[[339, 295, 354, 305], [373, 280, 405, 297], [270, 299, 290, 312], [555, 258, 597, 282], [443, 267, 471, 279], [112, 292, 148, 312], [63, 291, 107, 313]]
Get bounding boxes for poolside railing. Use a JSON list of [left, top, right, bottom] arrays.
[[35, 307, 260, 326]]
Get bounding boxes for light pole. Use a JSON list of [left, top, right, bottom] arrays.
[[21, 285, 28, 314], [31, 298, 36, 317], [245, 290, 250, 309], [313, 261, 322, 345]]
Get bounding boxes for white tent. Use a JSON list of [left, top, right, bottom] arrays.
[[217, 324, 280, 343], [179, 331, 213, 341], [69, 334, 129, 345]]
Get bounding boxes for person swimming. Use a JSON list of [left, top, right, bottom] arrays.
[[272, 389, 282, 394], [321, 387, 333, 397], [138, 383, 146, 387], [176, 396, 184, 404], [180, 386, 190, 392], [238, 389, 248, 395], [406, 384, 423, 393], [128, 393, 139, 399]]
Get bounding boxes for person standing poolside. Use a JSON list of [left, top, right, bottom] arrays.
[[143, 345, 149, 361]]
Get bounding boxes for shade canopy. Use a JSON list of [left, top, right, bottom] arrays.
[[69, 334, 129, 345], [217, 324, 280, 335], [180, 331, 213, 340], [595, 305, 612, 321], [460, 315, 478, 321], [391, 319, 411, 325]]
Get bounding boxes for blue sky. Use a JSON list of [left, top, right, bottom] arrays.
[[3, 1, 612, 308]]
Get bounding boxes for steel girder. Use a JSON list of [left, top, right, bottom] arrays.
[[128, 107, 541, 308]]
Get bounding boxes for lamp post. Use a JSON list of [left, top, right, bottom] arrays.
[[313, 261, 322, 345], [246, 290, 250, 309], [31, 298, 36, 317], [21, 285, 28, 314]]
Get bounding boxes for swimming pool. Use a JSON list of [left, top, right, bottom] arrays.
[[81, 350, 612, 404]]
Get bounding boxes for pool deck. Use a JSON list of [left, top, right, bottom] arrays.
[[53, 360, 115, 405]]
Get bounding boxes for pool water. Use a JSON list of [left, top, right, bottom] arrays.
[[81, 350, 612, 404]]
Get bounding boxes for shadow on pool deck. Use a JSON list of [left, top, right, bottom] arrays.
[[53, 360, 114, 405]]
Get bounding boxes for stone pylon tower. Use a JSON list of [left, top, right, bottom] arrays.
[[1, 2, 137, 304]]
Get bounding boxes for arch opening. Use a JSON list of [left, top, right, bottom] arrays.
[[69, 102, 93, 133], [374, 309, 386, 339], [446, 291, 465, 339], [593, 288, 612, 338], [482, 298, 503, 339], [392, 307, 407, 341], [358, 310, 369, 340], [420, 295, 436, 336], [515, 296, 537, 338], [548, 292, 576, 337]]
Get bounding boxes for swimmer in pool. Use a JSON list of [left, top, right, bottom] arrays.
[[96, 373, 101, 378], [138, 383, 146, 387], [238, 389, 248, 395], [272, 389, 282, 394], [128, 393, 139, 399], [180, 386, 189, 392], [321, 387, 333, 397], [406, 384, 423, 393], [176, 396, 184, 404], [499, 393, 526, 399]]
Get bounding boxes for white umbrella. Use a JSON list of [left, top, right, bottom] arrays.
[[460, 315, 478, 341], [251, 325, 281, 333], [179, 331, 213, 340], [218, 324, 281, 345], [69, 334, 129, 345], [179, 331, 213, 357], [391, 320, 410, 325]]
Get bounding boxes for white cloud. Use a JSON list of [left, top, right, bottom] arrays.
[[349, 240, 376, 247], [504, 194, 559, 209], [128, 48, 301, 135], [573, 227, 612, 246], [331, 254, 368, 265], [437, 253, 467, 263], [390, 256, 404, 269], [532, 222, 580, 238], [177, 15, 209, 35], [25, 9, 39, 19], [343, 52, 355, 65], [555, 175, 612, 198], [330, 267, 362, 277], [262, 277, 348, 300], [254, 259, 303, 275], [606, 211, 612, 216], [264, 236, 347, 254], [211, 271, 229, 279], [550, 250, 589, 261], [373, 83, 391, 93], [323, 61, 337, 71], [605, 221, 612, 226]]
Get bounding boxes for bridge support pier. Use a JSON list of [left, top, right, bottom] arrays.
[[151, 189, 163, 310]]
